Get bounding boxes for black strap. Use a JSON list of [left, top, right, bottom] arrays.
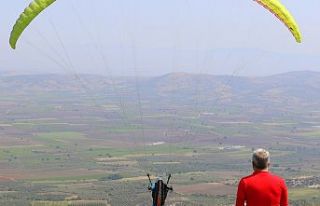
[[167, 174, 172, 185], [147, 173, 152, 185]]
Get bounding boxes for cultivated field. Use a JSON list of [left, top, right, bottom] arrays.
[[0, 73, 320, 205]]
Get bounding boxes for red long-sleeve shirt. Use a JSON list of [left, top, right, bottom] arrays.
[[236, 171, 288, 206]]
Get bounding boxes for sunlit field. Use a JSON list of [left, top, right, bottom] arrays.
[[1, 73, 320, 205]]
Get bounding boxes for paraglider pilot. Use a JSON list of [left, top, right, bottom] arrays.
[[147, 173, 173, 206]]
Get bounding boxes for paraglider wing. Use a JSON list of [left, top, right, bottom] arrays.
[[254, 0, 302, 43], [9, 0, 56, 49], [9, 0, 302, 48]]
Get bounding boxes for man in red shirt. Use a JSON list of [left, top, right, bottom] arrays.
[[235, 149, 288, 206]]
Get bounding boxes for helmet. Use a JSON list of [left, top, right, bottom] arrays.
[[156, 177, 163, 182]]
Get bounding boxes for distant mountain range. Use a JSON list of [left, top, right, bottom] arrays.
[[1, 71, 320, 108]]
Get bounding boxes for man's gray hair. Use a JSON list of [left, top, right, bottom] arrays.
[[252, 148, 270, 170]]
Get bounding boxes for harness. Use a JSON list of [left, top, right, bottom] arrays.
[[152, 180, 168, 206]]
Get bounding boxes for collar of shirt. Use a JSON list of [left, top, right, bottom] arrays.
[[253, 170, 269, 175]]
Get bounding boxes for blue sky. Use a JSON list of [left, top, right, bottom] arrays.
[[1, 0, 320, 76]]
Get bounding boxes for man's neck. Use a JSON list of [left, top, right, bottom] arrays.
[[254, 168, 269, 172]]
